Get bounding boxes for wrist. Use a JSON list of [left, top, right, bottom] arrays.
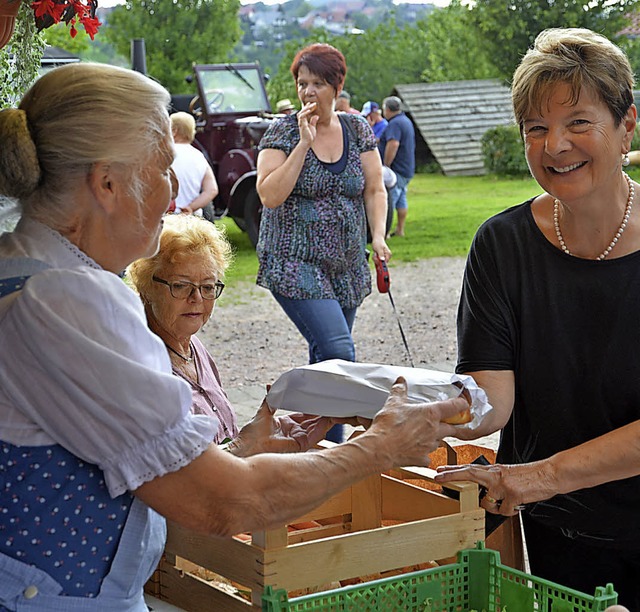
[[295, 139, 312, 154], [348, 429, 393, 474], [536, 456, 563, 497]]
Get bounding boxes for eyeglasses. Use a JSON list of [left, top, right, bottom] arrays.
[[152, 276, 225, 300]]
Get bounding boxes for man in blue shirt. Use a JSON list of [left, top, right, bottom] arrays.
[[379, 96, 416, 237], [361, 101, 388, 142]]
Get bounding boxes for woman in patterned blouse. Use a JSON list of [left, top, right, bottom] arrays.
[[256, 44, 391, 441]]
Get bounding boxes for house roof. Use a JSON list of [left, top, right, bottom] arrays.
[[394, 79, 515, 176], [42, 45, 80, 66]]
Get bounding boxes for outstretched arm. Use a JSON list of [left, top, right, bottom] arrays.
[[134, 379, 467, 537], [436, 420, 640, 515], [449, 369, 515, 440]]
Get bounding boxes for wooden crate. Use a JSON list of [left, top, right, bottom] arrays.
[[146, 463, 484, 610]]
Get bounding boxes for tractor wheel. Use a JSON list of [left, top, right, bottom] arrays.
[[244, 188, 263, 248]]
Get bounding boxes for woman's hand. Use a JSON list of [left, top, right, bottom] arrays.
[[362, 378, 466, 468], [297, 102, 319, 147], [256, 103, 317, 209], [228, 397, 340, 456], [372, 240, 392, 266], [434, 459, 558, 515]]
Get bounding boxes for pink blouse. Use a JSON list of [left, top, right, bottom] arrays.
[[171, 336, 239, 444]]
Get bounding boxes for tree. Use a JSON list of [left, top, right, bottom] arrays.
[[43, 23, 91, 55], [335, 19, 431, 106], [265, 19, 431, 110], [470, 0, 639, 80], [105, 0, 241, 93], [265, 29, 333, 106], [421, 1, 498, 83]]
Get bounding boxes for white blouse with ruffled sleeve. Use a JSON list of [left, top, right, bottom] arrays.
[[0, 218, 218, 497]]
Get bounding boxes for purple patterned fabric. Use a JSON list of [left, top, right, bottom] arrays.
[[256, 113, 376, 309], [170, 336, 238, 444]]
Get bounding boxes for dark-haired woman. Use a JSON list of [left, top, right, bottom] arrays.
[[256, 44, 391, 442]]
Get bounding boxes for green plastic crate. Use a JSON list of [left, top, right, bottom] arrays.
[[262, 542, 617, 611]]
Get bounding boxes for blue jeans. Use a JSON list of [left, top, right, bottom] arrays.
[[272, 294, 357, 443]]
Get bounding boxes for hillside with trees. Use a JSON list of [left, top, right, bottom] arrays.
[[52, 0, 640, 105]]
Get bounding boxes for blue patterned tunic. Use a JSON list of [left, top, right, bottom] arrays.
[[257, 113, 376, 309]]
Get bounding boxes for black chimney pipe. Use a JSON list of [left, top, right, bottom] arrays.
[[131, 39, 147, 75]]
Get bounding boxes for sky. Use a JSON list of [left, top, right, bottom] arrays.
[[100, 0, 447, 9]]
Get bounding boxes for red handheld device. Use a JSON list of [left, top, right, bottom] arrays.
[[375, 257, 390, 294]]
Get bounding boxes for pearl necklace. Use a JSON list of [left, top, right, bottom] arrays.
[[553, 172, 634, 261]]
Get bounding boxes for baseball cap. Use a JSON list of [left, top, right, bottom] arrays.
[[361, 101, 380, 116]]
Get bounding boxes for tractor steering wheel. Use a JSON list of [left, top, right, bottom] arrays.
[[188, 90, 225, 116]]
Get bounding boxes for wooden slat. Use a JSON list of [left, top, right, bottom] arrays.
[[286, 487, 352, 523], [252, 526, 288, 550], [164, 522, 262, 590], [257, 511, 485, 592], [350, 474, 382, 531], [381, 475, 458, 522], [154, 560, 255, 611], [394, 78, 514, 176], [286, 522, 351, 545]]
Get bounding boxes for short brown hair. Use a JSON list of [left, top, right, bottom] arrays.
[[512, 28, 634, 129], [290, 43, 347, 91]]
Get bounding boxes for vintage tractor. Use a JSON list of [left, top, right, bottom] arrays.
[[172, 62, 275, 246]]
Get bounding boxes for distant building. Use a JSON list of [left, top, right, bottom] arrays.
[[40, 45, 80, 76], [394, 79, 515, 176]]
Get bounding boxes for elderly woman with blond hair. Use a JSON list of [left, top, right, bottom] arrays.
[[170, 111, 218, 215], [128, 215, 340, 451], [128, 214, 237, 443], [0, 62, 466, 610], [436, 28, 640, 606]]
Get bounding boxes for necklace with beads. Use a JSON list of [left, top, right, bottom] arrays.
[[553, 172, 634, 261], [164, 341, 193, 363]]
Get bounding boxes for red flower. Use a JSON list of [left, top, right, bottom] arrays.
[[31, 0, 100, 38], [80, 15, 100, 40]]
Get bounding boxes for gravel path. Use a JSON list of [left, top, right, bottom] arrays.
[[197, 257, 467, 391]]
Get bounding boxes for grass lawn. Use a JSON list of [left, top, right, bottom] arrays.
[[219, 169, 640, 285]]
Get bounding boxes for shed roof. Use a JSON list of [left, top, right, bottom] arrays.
[[394, 79, 515, 176]]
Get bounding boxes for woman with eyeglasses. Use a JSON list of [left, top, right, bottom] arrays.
[[127, 214, 238, 442]]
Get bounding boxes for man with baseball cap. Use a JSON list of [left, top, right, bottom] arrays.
[[379, 95, 415, 237], [361, 100, 388, 141]]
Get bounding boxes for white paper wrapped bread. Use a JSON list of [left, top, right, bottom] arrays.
[[266, 360, 492, 430]]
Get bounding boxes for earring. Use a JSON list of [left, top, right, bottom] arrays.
[[623, 152, 631, 167]]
